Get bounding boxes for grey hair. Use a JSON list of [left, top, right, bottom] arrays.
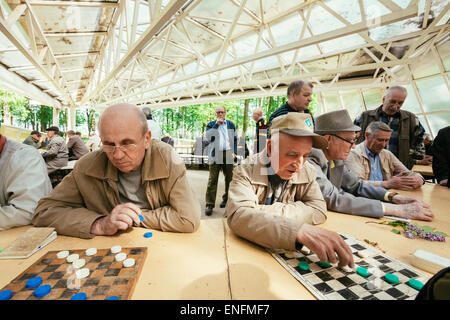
[[385, 85, 407, 97], [366, 121, 392, 136], [287, 80, 314, 96]]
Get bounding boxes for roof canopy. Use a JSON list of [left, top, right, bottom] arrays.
[[0, 0, 448, 111]]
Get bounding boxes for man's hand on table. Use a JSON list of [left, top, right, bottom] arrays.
[[296, 224, 354, 268], [383, 174, 423, 190], [384, 195, 433, 221], [439, 179, 448, 186], [91, 203, 142, 236]]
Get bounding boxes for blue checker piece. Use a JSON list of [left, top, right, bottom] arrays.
[[34, 284, 51, 298], [71, 292, 87, 300], [0, 290, 12, 300], [144, 232, 153, 238], [105, 296, 119, 300], [139, 215, 144, 221], [26, 276, 43, 289]]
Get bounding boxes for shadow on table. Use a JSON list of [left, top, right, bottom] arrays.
[[179, 263, 277, 300]]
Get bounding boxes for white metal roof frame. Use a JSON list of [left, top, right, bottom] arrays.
[[0, 0, 448, 112]]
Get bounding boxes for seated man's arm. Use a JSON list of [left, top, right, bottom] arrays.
[[141, 157, 200, 233], [32, 171, 105, 239], [387, 152, 424, 189], [308, 156, 384, 218], [41, 140, 60, 158], [226, 166, 327, 250], [1, 148, 52, 230]]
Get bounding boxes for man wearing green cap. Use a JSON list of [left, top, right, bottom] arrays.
[[226, 112, 355, 268]]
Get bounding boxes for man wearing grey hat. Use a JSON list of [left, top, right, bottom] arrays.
[[41, 126, 68, 173], [307, 109, 433, 221], [226, 113, 355, 268]]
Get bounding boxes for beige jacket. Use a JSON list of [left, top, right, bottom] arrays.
[[33, 140, 200, 238], [226, 150, 327, 250], [345, 142, 424, 187]]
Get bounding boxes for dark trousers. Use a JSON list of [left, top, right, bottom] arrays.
[[205, 150, 234, 207]]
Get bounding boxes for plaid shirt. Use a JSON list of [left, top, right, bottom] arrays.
[[267, 103, 315, 138]]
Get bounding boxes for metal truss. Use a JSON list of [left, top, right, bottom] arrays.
[[0, 0, 448, 112]]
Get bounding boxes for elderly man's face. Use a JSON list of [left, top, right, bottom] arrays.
[[215, 107, 226, 121], [366, 130, 391, 154], [100, 110, 150, 173], [252, 111, 261, 121], [268, 133, 313, 180], [326, 131, 357, 160], [382, 90, 406, 115]]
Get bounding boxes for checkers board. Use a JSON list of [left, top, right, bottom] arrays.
[[268, 233, 428, 300], [0, 247, 147, 300]]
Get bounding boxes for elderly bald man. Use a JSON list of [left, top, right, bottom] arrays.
[[33, 104, 200, 238]]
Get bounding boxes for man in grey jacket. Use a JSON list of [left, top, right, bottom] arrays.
[[307, 109, 433, 221], [0, 134, 52, 230], [41, 126, 68, 173]]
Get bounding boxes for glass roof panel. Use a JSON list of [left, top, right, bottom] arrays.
[[268, 13, 302, 47], [362, 88, 383, 110], [416, 75, 450, 113], [436, 41, 450, 71], [309, 5, 347, 35], [423, 113, 450, 137], [402, 84, 421, 114], [324, 0, 362, 24], [411, 50, 441, 79], [318, 34, 366, 54]]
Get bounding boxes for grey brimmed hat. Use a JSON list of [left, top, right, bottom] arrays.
[[314, 109, 360, 135], [270, 113, 328, 149]]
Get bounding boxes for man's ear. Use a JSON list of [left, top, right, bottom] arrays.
[[145, 130, 151, 149], [267, 139, 272, 157]]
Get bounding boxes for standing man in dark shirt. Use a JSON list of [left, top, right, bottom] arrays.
[[252, 108, 268, 154], [67, 130, 89, 160], [266, 80, 315, 137]]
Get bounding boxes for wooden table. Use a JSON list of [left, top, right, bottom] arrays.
[[412, 164, 434, 176], [0, 219, 231, 300], [1, 184, 449, 300], [225, 183, 450, 299]]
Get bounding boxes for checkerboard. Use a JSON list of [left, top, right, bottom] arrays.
[[268, 234, 428, 300], [0, 247, 147, 300]]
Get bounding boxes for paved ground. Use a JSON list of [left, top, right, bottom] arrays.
[[186, 168, 227, 220]]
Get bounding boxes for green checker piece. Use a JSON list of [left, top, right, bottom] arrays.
[[298, 261, 310, 271], [318, 261, 331, 268], [408, 279, 424, 291], [356, 266, 370, 277], [385, 273, 399, 285]]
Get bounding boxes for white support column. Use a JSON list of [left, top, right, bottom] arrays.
[[68, 107, 76, 130], [52, 107, 60, 126]]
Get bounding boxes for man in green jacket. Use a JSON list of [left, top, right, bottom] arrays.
[[22, 130, 43, 149]]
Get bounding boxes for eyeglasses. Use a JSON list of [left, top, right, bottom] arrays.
[[101, 144, 138, 154], [216, 111, 225, 114], [329, 133, 356, 146]]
